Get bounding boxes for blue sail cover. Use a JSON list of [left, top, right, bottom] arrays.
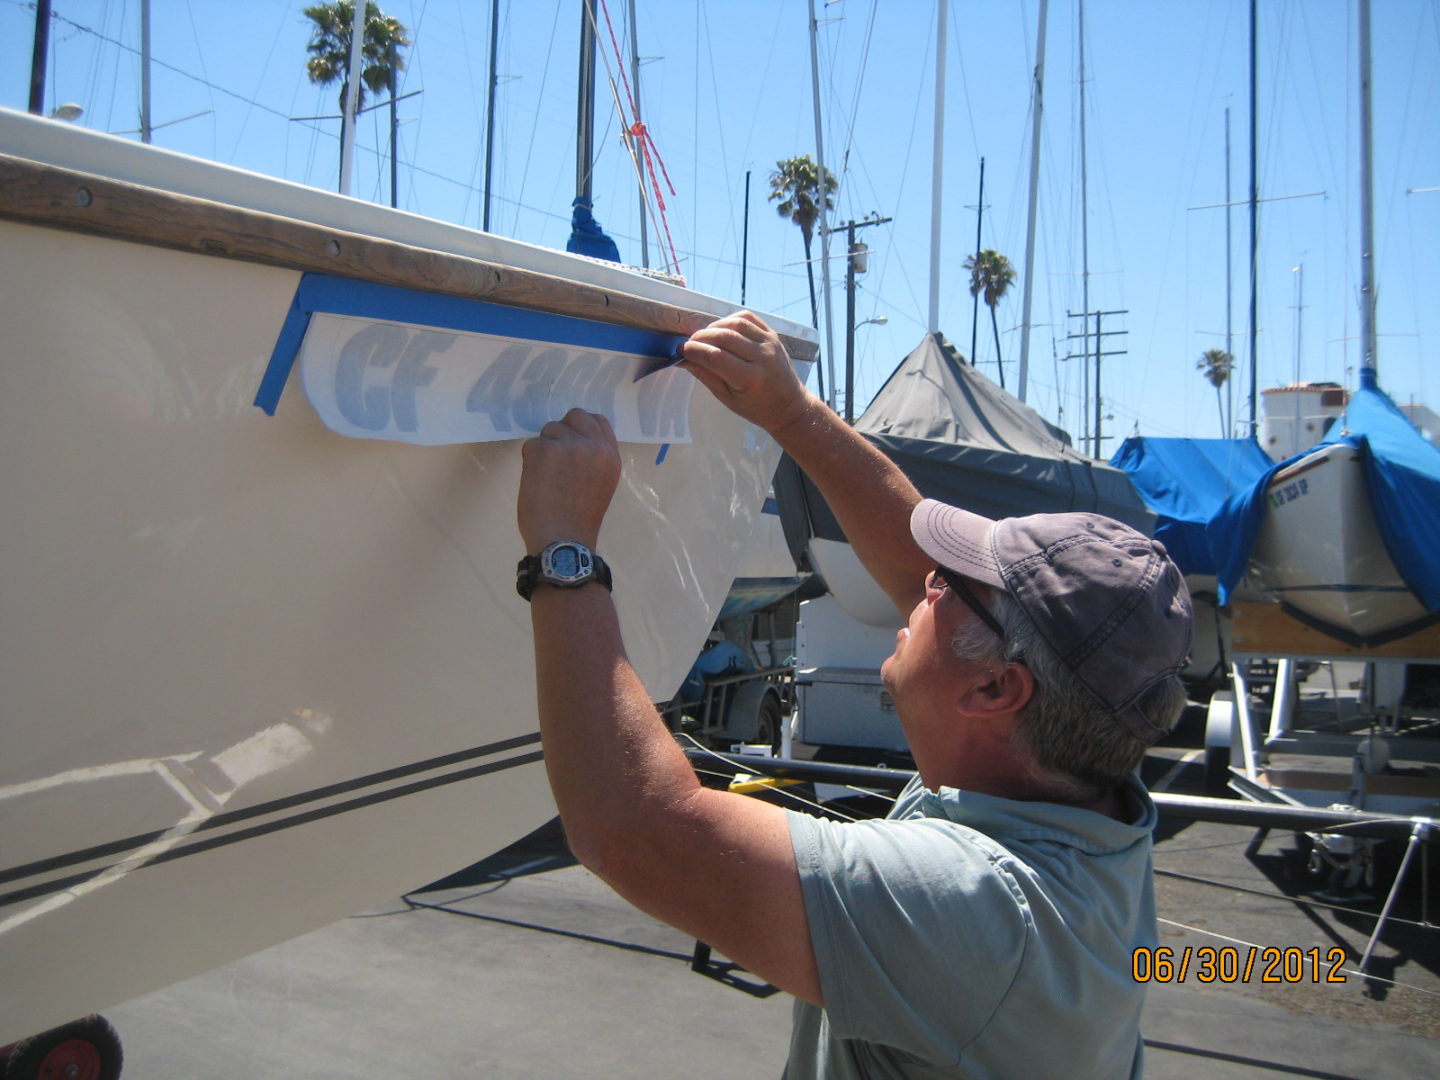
[[1109, 436, 1273, 577], [567, 197, 621, 262], [1207, 384, 1440, 611]]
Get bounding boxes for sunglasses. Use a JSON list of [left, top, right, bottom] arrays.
[[929, 566, 1008, 642]]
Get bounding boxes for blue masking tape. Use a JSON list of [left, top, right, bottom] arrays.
[[255, 273, 687, 416], [254, 290, 314, 416]]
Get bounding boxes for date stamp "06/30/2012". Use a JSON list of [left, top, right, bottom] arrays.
[[1132, 946, 1349, 984]]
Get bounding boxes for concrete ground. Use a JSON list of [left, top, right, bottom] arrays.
[[103, 700, 1439, 1078]]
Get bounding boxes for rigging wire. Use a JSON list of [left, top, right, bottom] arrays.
[[180, 0, 216, 159], [1154, 866, 1437, 936], [675, 733, 884, 823], [593, 0, 683, 277], [510, 0, 564, 239]]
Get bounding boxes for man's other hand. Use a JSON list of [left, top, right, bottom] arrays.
[[518, 408, 622, 553]]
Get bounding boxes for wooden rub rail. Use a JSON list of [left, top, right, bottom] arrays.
[[0, 152, 819, 363]]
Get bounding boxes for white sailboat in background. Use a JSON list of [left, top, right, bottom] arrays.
[[1224, 1, 1440, 649], [0, 28, 814, 1050], [1247, 436, 1435, 646]]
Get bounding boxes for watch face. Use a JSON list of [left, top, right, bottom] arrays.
[[551, 545, 580, 579]]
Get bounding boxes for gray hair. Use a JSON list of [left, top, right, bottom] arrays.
[[949, 588, 1187, 799]]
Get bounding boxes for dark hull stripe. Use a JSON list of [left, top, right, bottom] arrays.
[[1, 735, 544, 908]]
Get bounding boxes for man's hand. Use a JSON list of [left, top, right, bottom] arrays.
[[518, 409, 622, 554], [680, 311, 817, 436]]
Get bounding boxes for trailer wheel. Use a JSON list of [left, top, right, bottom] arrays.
[[4, 1015, 123, 1080], [1203, 692, 1236, 794], [723, 680, 784, 753], [754, 691, 784, 753]]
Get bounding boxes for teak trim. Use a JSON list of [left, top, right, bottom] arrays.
[[0, 152, 818, 363], [1230, 601, 1440, 661]]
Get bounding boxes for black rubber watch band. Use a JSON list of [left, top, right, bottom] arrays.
[[516, 542, 613, 601]]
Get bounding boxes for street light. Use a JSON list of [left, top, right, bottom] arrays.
[[49, 103, 83, 122], [846, 316, 889, 421]]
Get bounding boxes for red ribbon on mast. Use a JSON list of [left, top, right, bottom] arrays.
[[596, 0, 684, 280]]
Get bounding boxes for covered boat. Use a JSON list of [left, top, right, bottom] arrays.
[[1110, 436, 1274, 579], [1210, 384, 1440, 647], [778, 333, 1154, 627], [1111, 436, 1275, 685]]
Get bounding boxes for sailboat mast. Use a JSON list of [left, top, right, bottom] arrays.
[[338, 0, 367, 195], [576, 0, 598, 202], [742, 170, 751, 306], [1247, 0, 1258, 432], [1016, 0, 1049, 404], [928, 0, 947, 335], [1224, 105, 1233, 435], [28, 0, 51, 115], [807, 0, 837, 409], [140, 0, 153, 143], [1357, 0, 1377, 389], [1079, 0, 1091, 454], [483, 0, 499, 231], [1292, 263, 1303, 385], [970, 157, 984, 364], [628, 0, 649, 268]]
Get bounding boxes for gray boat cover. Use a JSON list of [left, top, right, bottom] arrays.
[[775, 334, 1154, 559]]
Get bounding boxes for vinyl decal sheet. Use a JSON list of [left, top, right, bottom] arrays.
[[258, 274, 692, 445]]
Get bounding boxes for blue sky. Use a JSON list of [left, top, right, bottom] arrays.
[[5, 0, 1436, 450]]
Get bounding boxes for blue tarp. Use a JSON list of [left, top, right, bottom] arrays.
[[1109, 436, 1273, 577], [1206, 384, 1440, 614]]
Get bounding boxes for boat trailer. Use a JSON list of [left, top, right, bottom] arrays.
[[685, 746, 1435, 978]]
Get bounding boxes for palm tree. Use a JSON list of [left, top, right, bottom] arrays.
[[768, 155, 838, 330], [1197, 347, 1236, 435], [964, 249, 1017, 388], [303, 2, 410, 184]]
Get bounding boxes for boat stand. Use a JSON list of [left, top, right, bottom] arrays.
[[1205, 602, 1440, 972]]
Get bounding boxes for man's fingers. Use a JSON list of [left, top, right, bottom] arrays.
[[678, 340, 750, 395], [681, 309, 766, 337], [676, 356, 736, 400], [531, 409, 617, 442]]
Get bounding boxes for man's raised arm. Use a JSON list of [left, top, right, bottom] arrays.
[[681, 312, 930, 617]]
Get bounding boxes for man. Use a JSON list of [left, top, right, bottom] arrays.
[[515, 311, 1191, 1077]]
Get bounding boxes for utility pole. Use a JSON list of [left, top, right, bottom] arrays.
[[1064, 308, 1127, 458], [828, 213, 892, 423]]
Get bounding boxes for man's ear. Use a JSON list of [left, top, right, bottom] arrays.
[[959, 661, 1035, 718]]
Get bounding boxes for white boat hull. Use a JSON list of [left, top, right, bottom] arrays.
[[807, 537, 903, 629], [720, 499, 809, 619], [1248, 442, 1429, 643], [0, 111, 813, 1042]]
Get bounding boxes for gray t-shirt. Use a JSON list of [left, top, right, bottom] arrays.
[[784, 774, 1159, 1079]]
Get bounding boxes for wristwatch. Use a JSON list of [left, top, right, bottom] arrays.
[[516, 540, 613, 601]]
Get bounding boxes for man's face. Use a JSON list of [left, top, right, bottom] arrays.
[[881, 570, 1000, 724]]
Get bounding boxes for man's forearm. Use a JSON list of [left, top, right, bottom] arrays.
[[529, 584, 701, 869], [527, 581, 822, 1004]]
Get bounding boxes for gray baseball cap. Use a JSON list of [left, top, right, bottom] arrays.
[[910, 499, 1192, 744]]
